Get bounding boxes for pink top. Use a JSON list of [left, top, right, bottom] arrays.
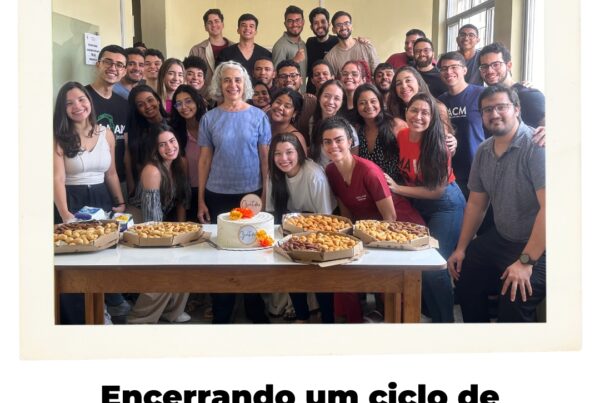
[[185, 129, 200, 187]]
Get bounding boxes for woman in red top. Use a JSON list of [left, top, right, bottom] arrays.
[[322, 116, 424, 224], [321, 115, 424, 323], [385, 92, 466, 323]]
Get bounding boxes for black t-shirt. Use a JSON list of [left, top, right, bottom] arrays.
[[85, 85, 129, 182], [419, 67, 447, 99], [512, 83, 545, 127], [216, 43, 272, 77], [306, 35, 339, 94]]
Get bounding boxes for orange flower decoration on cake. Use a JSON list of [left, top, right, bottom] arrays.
[[229, 207, 254, 220], [256, 229, 274, 247]]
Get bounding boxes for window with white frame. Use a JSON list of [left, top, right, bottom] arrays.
[[446, 0, 495, 52], [522, 0, 544, 90]]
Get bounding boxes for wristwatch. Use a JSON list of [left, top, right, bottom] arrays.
[[519, 253, 537, 266]]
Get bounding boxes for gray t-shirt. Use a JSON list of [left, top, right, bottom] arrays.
[[266, 159, 336, 215], [468, 123, 545, 242], [272, 32, 308, 85]]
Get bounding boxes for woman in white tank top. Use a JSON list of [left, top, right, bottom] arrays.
[[54, 82, 127, 325], [53, 81, 125, 223]]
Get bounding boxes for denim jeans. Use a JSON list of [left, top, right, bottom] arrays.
[[413, 181, 466, 322]]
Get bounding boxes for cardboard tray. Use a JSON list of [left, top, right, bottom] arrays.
[[281, 213, 353, 235], [121, 221, 205, 247], [54, 219, 120, 254], [352, 221, 438, 251], [274, 231, 363, 266]]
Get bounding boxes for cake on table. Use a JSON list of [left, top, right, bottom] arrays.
[[216, 194, 275, 249]]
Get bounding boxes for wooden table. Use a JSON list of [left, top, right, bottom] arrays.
[[54, 225, 446, 324]]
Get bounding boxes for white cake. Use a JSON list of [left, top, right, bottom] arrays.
[[217, 212, 275, 248]]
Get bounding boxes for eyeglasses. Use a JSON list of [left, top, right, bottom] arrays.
[[480, 103, 513, 115], [478, 61, 505, 72], [174, 98, 195, 109], [334, 20, 351, 29], [341, 71, 361, 78], [407, 107, 431, 117], [439, 64, 464, 73], [286, 17, 303, 25], [100, 58, 126, 70], [278, 73, 300, 80], [458, 32, 478, 39]]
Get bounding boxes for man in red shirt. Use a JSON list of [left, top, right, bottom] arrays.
[[385, 28, 426, 69]]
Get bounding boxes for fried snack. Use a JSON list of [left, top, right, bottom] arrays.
[[354, 220, 428, 243], [281, 232, 357, 252], [284, 214, 351, 232], [127, 222, 201, 239], [54, 220, 119, 246]]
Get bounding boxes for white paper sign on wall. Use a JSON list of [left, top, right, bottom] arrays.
[[84, 32, 101, 65]]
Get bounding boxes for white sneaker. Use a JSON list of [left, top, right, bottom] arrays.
[[104, 306, 113, 325], [162, 312, 191, 323]]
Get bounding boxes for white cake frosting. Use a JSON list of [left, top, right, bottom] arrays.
[[217, 212, 275, 248]]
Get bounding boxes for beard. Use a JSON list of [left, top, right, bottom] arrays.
[[415, 56, 433, 68], [315, 31, 327, 39], [336, 29, 352, 40], [376, 83, 391, 94], [485, 118, 518, 137]]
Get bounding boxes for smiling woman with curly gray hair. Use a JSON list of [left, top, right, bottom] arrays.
[[208, 61, 254, 104], [197, 59, 272, 324]]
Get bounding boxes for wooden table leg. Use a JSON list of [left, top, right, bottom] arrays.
[[402, 271, 422, 323], [384, 293, 402, 323], [55, 286, 60, 325], [84, 293, 105, 325]]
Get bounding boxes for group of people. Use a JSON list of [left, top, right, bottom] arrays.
[[53, 5, 547, 325]]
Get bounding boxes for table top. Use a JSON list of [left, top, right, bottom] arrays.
[[54, 224, 446, 270]]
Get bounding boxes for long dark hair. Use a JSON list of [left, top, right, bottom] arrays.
[[53, 82, 97, 158], [270, 87, 305, 143], [407, 93, 449, 189], [169, 84, 207, 153], [144, 123, 189, 208], [311, 79, 347, 162], [268, 133, 307, 222], [127, 85, 167, 181], [353, 83, 398, 162], [387, 66, 432, 119]]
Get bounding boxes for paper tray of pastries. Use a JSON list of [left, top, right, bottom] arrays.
[[121, 221, 206, 247], [54, 219, 120, 254], [353, 220, 438, 250], [274, 230, 363, 266], [281, 213, 353, 235]]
